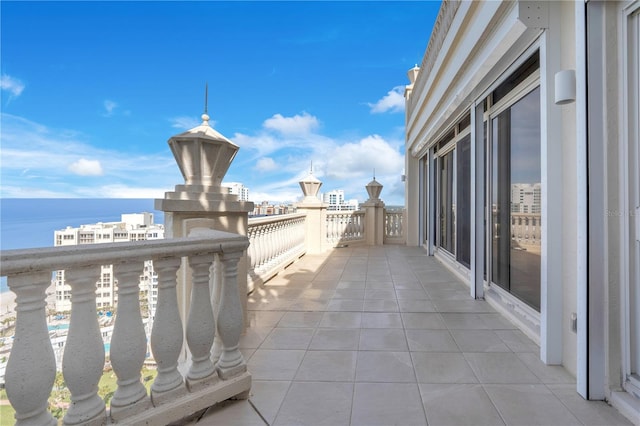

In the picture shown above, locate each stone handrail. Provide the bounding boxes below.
[326,211,365,245]
[384,209,406,244]
[0,230,250,425]
[247,213,307,291]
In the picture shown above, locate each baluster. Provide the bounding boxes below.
[110,262,150,420]
[216,250,246,379]
[248,229,257,271]
[267,224,275,264]
[211,256,223,365]
[149,257,186,406]
[5,272,56,426]
[256,226,265,271]
[185,254,217,390]
[63,267,107,425]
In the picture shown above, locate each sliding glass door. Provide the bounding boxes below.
[491,86,541,311]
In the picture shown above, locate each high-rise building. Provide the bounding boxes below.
[222,182,250,201]
[53,213,164,316]
[322,190,359,211]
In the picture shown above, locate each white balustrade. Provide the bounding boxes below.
[185,254,217,389]
[0,231,250,425]
[216,251,246,380]
[110,262,151,420]
[325,211,365,245]
[62,267,107,425]
[384,209,406,244]
[247,213,306,289]
[149,257,185,405]
[5,272,57,426]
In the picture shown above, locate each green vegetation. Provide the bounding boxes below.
[0,367,158,422]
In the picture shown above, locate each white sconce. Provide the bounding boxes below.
[555,69,576,105]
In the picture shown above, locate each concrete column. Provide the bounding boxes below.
[362,178,385,246]
[155,112,254,333]
[296,171,327,254]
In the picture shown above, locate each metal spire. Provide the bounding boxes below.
[204,83,208,115]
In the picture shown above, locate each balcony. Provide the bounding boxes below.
[194,243,632,426]
[0,209,633,425]
[0,117,632,425]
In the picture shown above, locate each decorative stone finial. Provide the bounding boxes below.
[365,177,383,201]
[299,166,322,202]
[167,90,239,189]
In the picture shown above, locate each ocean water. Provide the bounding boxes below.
[0,198,164,292]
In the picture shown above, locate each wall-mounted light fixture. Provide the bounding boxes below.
[555,69,576,105]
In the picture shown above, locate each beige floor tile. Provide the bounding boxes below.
[333,288,366,299]
[274,382,354,426]
[355,351,415,382]
[402,312,448,329]
[516,353,576,384]
[277,312,323,328]
[464,352,540,384]
[336,280,366,289]
[363,298,400,312]
[239,326,274,349]
[195,399,265,426]
[319,311,362,328]
[361,312,403,328]
[412,352,478,383]
[419,384,505,426]
[326,298,364,312]
[364,289,397,300]
[406,329,460,352]
[359,328,408,351]
[495,329,540,352]
[260,328,315,350]
[450,329,511,352]
[396,289,431,300]
[398,299,437,313]
[248,380,292,425]
[295,350,357,381]
[247,311,285,328]
[441,313,491,329]
[309,328,360,350]
[484,384,582,425]
[351,382,427,425]
[247,349,306,380]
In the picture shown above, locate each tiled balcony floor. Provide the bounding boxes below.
[193,245,631,426]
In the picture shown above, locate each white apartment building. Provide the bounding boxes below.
[511,183,541,214]
[322,189,359,211]
[222,182,250,201]
[53,212,164,316]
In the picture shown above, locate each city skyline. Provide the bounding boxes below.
[0,1,440,205]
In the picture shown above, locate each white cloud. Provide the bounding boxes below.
[256,157,278,172]
[368,86,405,114]
[103,100,117,117]
[68,158,104,176]
[322,135,403,179]
[263,112,319,136]
[0,74,25,97]
[0,113,182,198]
[170,115,207,130]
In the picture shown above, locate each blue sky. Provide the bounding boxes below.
[1,1,439,205]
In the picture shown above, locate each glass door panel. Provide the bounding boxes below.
[491,86,541,311]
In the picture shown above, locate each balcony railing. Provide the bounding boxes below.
[384,209,406,244]
[247,213,306,291]
[0,230,250,425]
[326,211,365,245]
